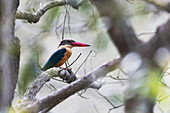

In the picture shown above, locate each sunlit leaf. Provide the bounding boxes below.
[144,69,161,99]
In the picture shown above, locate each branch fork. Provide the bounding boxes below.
[15,57,121,113]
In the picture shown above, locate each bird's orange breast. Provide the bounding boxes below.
[55,48,72,67]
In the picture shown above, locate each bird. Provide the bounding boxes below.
[42,39,90,71]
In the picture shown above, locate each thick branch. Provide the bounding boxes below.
[21,68,101,102]
[16,0,66,23]
[91,1,170,113]
[23,69,60,100]
[143,18,170,59]
[0,0,20,111]
[124,18,170,113]
[91,0,142,57]
[16,57,121,113]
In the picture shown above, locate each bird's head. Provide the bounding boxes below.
[58,39,90,48]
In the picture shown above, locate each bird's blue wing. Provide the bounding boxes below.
[42,48,66,71]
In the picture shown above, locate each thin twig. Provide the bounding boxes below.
[36,50,42,70]
[52,77,67,83]
[114,96,124,103]
[67,7,72,37]
[156,105,164,113]
[91,5,101,51]
[15,91,23,99]
[49,83,57,91]
[75,50,93,74]
[55,13,63,38]
[83,57,88,74]
[117,70,125,86]
[89,50,98,70]
[62,5,68,40]
[87,5,100,72]
[96,90,124,113]
[93,105,100,113]
[161,66,169,78]
[67,53,82,67]
[156,95,170,103]
[109,76,128,81]
[62,5,70,68]
[45,84,56,91]
[96,90,117,108]
[77,90,89,99]
[108,105,124,113]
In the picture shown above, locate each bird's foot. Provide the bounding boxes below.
[58,67,76,83]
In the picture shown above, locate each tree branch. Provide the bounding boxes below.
[23,68,61,100]
[91,0,142,57]
[16,0,67,23]
[91,1,170,113]
[0,0,20,111]
[16,57,121,113]
[143,18,170,59]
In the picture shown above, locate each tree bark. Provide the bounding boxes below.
[0,0,20,112]
[16,58,120,113]
[91,0,170,113]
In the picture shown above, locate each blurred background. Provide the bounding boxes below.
[14,0,170,113]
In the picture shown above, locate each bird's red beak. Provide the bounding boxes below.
[71,42,90,47]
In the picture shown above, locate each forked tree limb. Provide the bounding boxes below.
[91,0,170,113]
[15,0,170,113]
[91,0,142,56]
[15,0,170,24]
[16,0,66,23]
[16,57,121,113]
[142,18,170,60]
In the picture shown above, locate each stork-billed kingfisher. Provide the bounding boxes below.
[42,39,90,71]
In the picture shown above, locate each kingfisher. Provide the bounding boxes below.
[42,39,90,71]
